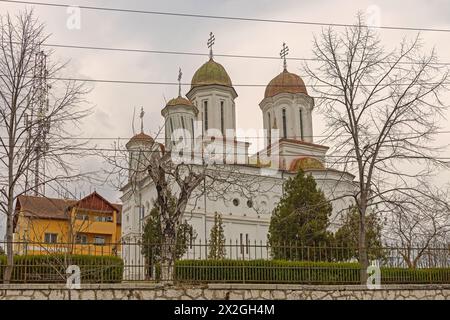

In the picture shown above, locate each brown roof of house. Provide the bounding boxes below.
[15,192,122,224]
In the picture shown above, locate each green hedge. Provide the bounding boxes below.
[0,254,124,283]
[175,259,450,284]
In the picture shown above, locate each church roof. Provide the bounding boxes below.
[126,132,154,148]
[289,156,325,172]
[264,69,308,99]
[166,96,194,107]
[191,59,232,89]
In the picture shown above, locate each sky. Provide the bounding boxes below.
[1,0,450,239]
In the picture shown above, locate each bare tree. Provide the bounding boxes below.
[104,131,276,280]
[305,14,449,281]
[384,183,450,268]
[0,11,90,283]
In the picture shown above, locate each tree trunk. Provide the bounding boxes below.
[358,204,369,284]
[3,200,14,283]
[160,227,176,283]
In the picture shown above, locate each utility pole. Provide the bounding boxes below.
[29,49,51,196]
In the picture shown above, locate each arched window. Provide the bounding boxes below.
[220,101,225,136]
[267,112,272,145]
[203,101,208,132]
[181,116,185,130]
[282,108,287,139]
[299,108,304,140]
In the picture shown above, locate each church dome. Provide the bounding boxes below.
[166,96,194,107]
[126,132,154,149]
[264,69,308,99]
[191,59,232,89]
[289,157,324,172]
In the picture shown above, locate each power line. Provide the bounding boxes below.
[8,74,450,88]
[2,0,450,33]
[3,144,450,159]
[32,42,450,67]
[4,130,450,142]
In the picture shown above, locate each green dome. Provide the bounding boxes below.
[191,59,232,89]
[166,96,194,107]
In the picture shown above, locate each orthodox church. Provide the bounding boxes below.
[120,37,355,277]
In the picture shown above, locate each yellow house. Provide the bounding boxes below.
[13,192,122,256]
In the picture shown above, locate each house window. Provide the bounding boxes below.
[282,108,287,139]
[93,236,106,246]
[44,233,58,244]
[220,101,225,136]
[76,233,88,244]
[76,214,89,221]
[204,101,208,132]
[299,108,304,140]
[95,215,112,222]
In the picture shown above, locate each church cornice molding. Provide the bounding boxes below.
[186,84,238,100]
[259,92,314,110]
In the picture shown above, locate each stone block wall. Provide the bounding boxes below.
[0,283,448,300]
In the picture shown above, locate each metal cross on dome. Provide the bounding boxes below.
[280,42,289,71]
[207,32,215,60]
[178,67,182,97]
[139,107,145,133]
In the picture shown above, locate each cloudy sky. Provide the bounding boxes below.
[1,0,450,239]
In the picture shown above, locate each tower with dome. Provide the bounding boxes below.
[120,35,355,279]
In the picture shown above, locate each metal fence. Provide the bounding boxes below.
[0,241,449,284]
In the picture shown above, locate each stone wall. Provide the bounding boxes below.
[0,283,448,300]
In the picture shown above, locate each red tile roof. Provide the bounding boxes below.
[15,192,122,224]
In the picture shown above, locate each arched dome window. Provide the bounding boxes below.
[282,108,287,139]
[299,108,304,140]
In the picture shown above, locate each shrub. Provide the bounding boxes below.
[0,254,123,283]
[175,259,450,284]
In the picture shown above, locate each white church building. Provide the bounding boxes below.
[120,39,355,278]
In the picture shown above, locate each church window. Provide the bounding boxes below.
[246,234,249,254]
[204,101,208,132]
[240,233,244,254]
[299,108,304,140]
[181,116,185,130]
[220,101,225,136]
[233,198,240,206]
[267,112,271,145]
[169,118,174,133]
[247,200,253,208]
[282,108,287,139]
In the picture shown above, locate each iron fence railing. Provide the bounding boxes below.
[0,240,449,284]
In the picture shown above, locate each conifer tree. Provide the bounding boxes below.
[268,169,332,260]
[208,212,226,259]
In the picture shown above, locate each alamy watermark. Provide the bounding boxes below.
[366,260,381,289]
